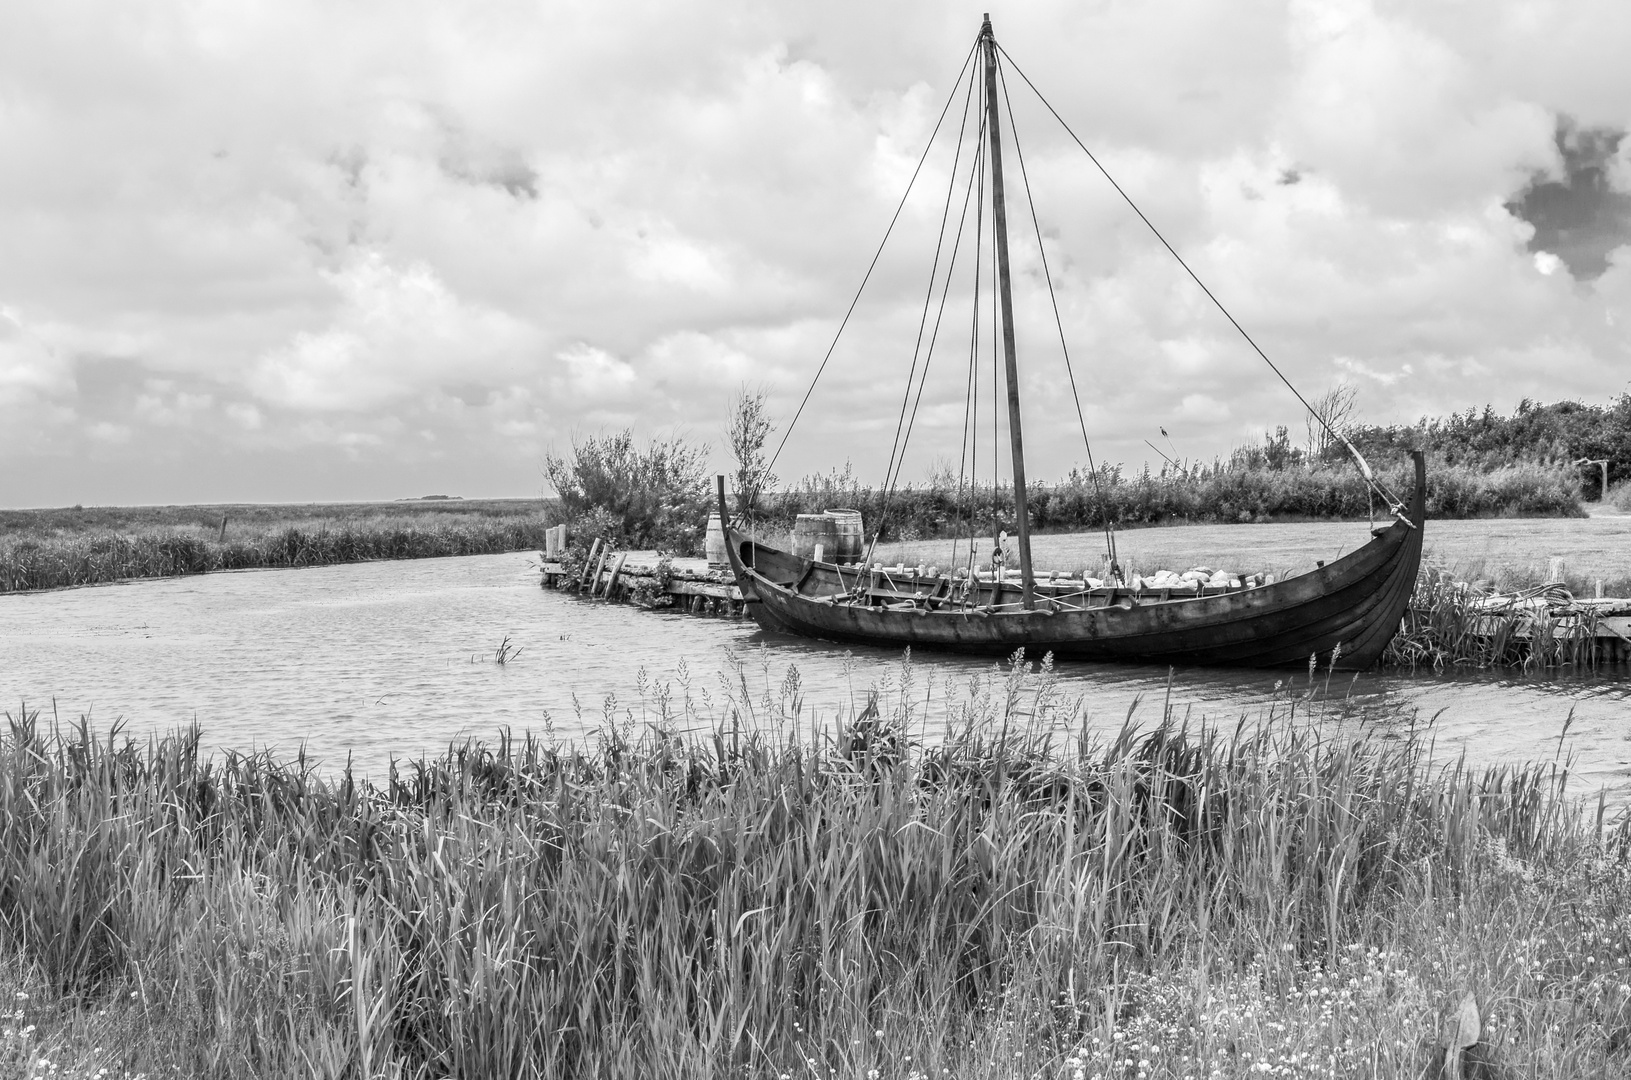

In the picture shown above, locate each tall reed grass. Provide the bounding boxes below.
[1386,566,1625,672]
[0,514,551,593]
[2,657,1627,1078]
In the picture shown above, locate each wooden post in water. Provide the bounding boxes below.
[604,552,628,601]
[589,546,611,597]
[219,514,228,542]
[981,15,1035,610]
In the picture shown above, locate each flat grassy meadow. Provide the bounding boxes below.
[1,659,1628,1079]
[0,498,552,540]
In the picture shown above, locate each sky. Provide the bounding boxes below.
[2,0,1629,508]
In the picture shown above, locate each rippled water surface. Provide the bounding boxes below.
[3,553,1628,797]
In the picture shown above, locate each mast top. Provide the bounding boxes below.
[980,14,992,40]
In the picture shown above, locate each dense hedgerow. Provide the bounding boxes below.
[1347,394,1631,496]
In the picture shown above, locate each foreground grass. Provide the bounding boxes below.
[1,661,1628,1079]
[0,500,552,593]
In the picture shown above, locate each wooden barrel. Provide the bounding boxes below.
[791,513,838,561]
[705,514,728,568]
[825,509,864,564]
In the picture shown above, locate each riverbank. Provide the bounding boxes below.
[0,500,552,592]
[1,678,1626,1079]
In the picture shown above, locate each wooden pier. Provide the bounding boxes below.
[1465,595,1631,663]
[540,546,747,617]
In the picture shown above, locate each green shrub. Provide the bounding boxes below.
[544,430,710,552]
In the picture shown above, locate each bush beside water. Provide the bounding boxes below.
[1,658,1628,1078]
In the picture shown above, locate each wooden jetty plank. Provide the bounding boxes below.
[667,579,742,601]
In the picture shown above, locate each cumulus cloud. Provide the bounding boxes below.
[251,253,537,411]
[0,0,1629,505]
[0,308,72,406]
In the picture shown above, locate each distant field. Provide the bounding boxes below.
[877,509,1631,593]
[0,499,556,593]
[0,498,554,540]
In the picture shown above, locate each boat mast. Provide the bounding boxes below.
[980,15,1035,610]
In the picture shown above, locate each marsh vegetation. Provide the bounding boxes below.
[0,500,552,593]
[1,657,1627,1078]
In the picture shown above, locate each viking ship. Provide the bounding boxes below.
[719,16,1425,670]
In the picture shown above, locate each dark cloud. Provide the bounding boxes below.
[1506,117,1631,279]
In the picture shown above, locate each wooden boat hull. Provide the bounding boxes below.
[722,452,1426,671]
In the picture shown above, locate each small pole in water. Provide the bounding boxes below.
[219,514,228,542]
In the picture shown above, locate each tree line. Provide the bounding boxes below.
[544,392,1623,555]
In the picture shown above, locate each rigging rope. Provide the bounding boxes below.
[877,112,986,525]
[953,122,989,575]
[995,42,1407,518]
[876,50,981,518]
[990,138,1001,557]
[862,58,995,580]
[996,54,1119,574]
[743,39,980,520]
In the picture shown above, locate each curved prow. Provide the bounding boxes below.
[717,474,758,583]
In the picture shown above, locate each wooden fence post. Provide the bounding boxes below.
[588,545,610,596]
[604,552,627,601]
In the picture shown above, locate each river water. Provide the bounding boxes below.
[2,552,1627,800]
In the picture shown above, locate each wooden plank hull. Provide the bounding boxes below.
[722,453,1426,671]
